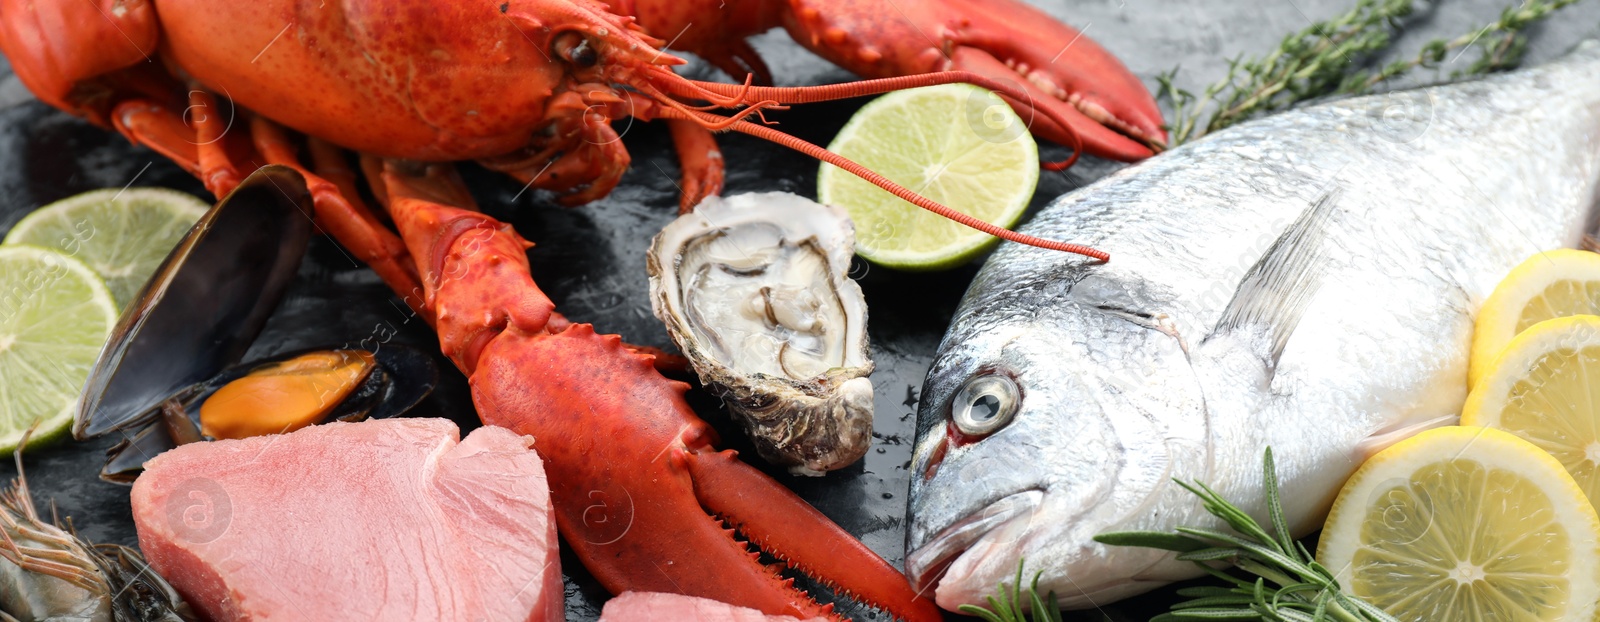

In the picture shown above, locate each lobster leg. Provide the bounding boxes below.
[700,38,775,88]
[246,116,428,318]
[104,89,428,318]
[306,138,376,223]
[625,86,1108,259]
[665,119,724,213]
[108,100,203,180]
[186,92,261,197]
[109,90,266,201]
[595,0,777,86]
[373,160,940,622]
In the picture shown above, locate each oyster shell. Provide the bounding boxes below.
[648,192,873,476]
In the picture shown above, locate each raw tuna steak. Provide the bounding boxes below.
[131,418,560,621]
[598,592,829,621]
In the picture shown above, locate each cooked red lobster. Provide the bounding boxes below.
[0,0,1162,617]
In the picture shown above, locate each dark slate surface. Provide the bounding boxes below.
[0,1,1597,620]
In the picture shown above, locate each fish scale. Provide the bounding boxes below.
[905,41,1600,612]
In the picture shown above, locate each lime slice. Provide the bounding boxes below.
[0,246,118,454]
[818,84,1039,270]
[5,188,208,307]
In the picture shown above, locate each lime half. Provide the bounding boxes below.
[0,246,117,454]
[5,188,208,307]
[818,84,1040,270]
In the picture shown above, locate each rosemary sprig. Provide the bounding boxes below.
[1094,449,1397,622]
[955,560,1063,622]
[961,449,1397,622]
[1159,0,1587,144]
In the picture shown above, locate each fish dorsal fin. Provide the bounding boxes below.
[1206,190,1342,372]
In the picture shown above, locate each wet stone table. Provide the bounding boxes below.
[0,1,1597,620]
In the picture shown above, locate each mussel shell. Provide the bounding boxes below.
[358,345,440,420]
[100,423,174,484]
[98,344,437,483]
[76,166,314,439]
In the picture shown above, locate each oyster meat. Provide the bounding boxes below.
[648,192,873,476]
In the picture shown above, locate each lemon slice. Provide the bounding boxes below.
[0,246,118,455]
[1463,315,1600,512]
[1317,426,1600,621]
[1469,249,1600,389]
[4,188,208,308]
[817,84,1039,271]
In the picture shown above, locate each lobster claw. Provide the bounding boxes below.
[681,448,943,621]
[783,0,1166,161]
[471,327,943,622]
[377,161,940,621]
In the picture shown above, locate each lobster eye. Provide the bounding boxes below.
[554,32,598,68]
[950,374,1019,437]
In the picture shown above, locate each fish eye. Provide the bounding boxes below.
[554,31,598,68]
[950,374,1019,437]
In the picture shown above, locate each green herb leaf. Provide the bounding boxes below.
[1093,531,1209,552]
[1136,447,1396,621]
[963,447,1400,621]
[957,559,1063,622]
[1160,0,1585,145]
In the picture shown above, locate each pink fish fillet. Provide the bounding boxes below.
[131,418,561,621]
[598,592,831,621]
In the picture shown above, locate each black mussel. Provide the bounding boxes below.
[100,423,172,484]
[76,165,314,439]
[73,166,442,484]
[98,345,437,483]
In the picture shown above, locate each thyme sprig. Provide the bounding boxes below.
[962,449,1398,622]
[1159,0,1586,144]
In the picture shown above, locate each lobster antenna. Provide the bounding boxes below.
[640,71,1107,260]
[662,71,1086,170]
[732,114,1105,259]
[637,83,780,131]
[649,103,1106,260]
[647,68,763,109]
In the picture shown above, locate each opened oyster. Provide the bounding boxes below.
[648,192,874,476]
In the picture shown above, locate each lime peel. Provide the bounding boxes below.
[4,187,208,307]
[818,84,1040,271]
[0,245,118,455]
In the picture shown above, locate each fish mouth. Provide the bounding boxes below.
[905,489,1044,597]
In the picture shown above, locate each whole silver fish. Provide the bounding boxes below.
[905,42,1600,611]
